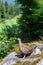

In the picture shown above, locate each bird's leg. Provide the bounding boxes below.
[23,55,26,58]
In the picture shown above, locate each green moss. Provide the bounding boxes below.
[13,59,41,65]
[38,41,43,44]
[10,44,21,54]
[13,61,30,65]
[28,52,43,58]
[40,47,43,51]
[22,61,31,65]
[10,43,36,54]
[0,58,3,62]
[30,58,41,65]
[13,60,22,65]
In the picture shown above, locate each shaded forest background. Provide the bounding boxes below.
[0,0,21,19]
[0,0,43,41]
[17,0,43,41]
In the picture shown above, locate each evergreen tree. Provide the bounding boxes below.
[4,1,9,18]
[17,0,43,41]
[5,1,8,13]
[0,1,5,19]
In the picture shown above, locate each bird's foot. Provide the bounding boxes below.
[23,55,26,59]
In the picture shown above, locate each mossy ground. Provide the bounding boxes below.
[12,41,43,65]
[28,52,43,58]
[10,43,37,54]
[0,41,43,64]
[12,52,43,65]
[10,41,43,54]
[0,59,3,62]
[13,58,41,65]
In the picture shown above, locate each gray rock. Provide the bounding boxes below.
[33,42,43,49]
[0,52,41,65]
[31,48,41,55]
[37,59,43,65]
[0,42,43,65]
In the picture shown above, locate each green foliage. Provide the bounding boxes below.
[0,27,17,58]
[0,32,17,59]
[2,25,18,39]
[17,0,43,42]
[0,1,5,19]
[0,34,5,41]
[0,42,13,58]
[0,0,21,19]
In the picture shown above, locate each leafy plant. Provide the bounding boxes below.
[0,42,14,58]
[2,25,18,39]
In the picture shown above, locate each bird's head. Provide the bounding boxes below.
[17,38,22,44]
[17,38,21,40]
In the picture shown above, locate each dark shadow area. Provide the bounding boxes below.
[15,54,23,58]
[17,0,43,42]
[15,52,32,58]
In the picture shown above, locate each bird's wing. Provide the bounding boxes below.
[22,44,36,52]
[20,44,36,54]
[22,44,31,50]
[21,44,30,52]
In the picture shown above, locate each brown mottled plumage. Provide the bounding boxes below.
[17,38,37,58]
